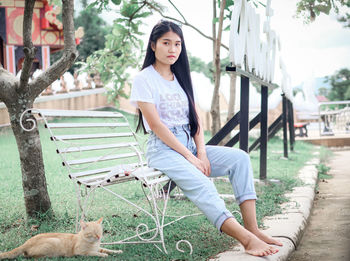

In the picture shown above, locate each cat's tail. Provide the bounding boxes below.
[0,245,25,259]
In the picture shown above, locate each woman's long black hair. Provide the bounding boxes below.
[135,20,199,137]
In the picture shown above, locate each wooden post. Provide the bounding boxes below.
[240,75,249,152]
[260,85,268,179]
[282,94,288,158]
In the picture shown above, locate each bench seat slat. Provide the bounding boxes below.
[65,152,142,166]
[76,168,168,187]
[58,142,139,153]
[70,162,148,178]
[36,109,123,118]
[145,176,170,186]
[78,173,135,186]
[46,123,129,129]
[53,132,133,141]
[132,167,163,180]
[70,166,115,178]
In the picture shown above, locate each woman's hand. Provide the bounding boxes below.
[185,151,211,177]
[197,151,211,177]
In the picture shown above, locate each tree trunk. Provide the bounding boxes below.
[0,0,77,220]
[7,103,52,218]
[210,0,220,135]
[211,57,221,135]
[210,0,226,135]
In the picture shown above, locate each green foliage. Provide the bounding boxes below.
[325,68,350,101]
[50,2,110,73]
[87,0,117,12]
[295,0,350,23]
[319,145,332,163]
[188,55,231,83]
[338,12,350,27]
[317,163,332,179]
[73,4,110,71]
[317,146,332,179]
[215,0,234,31]
[111,0,122,5]
[318,86,329,96]
[79,1,156,107]
[188,54,214,81]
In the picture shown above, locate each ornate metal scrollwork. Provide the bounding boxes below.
[136,223,159,241]
[20,109,39,132]
[176,240,193,255]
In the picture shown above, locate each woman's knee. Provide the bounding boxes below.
[236,148,251,162]
[228,149,253,179]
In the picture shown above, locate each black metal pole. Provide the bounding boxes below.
[240,75,250,152]
[282,93,288,158]
[260,85,268,180]
[287,99,295,151]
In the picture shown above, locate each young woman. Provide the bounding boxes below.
[130,20,282,257]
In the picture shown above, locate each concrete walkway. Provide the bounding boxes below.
[210,149,350,261]
[288,149,350,261]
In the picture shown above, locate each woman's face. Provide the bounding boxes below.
[152,31,182,66]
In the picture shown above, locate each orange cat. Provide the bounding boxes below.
[0,217,122,259]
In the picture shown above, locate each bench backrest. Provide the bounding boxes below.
[25,109,147,187]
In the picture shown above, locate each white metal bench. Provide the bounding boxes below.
[20,108,200,254]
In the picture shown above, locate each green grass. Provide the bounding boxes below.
[316,146,333,180]
[0,109,323,260]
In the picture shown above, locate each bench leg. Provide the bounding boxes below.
[303,126,308,137]
[98,183,200,255]
[72,182,199,255]
[74,184,98,232]
[294,127,301,137]
[98,185,170,254]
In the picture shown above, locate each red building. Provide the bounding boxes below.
[0,0,82,75]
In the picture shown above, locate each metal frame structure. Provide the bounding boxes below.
[317,101,350,136]
[20,108,200,255]
[207,66,295,180]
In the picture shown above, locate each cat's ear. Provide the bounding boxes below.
[80,220,87,230]
[97,217,103,224]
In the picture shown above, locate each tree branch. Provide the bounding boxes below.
[144,0,229,50]
[168,0,186,22]
[216,0,226,54]
[29,0,78,99]
[19,0,36,92]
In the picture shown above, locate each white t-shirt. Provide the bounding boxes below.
[130,65,189,132]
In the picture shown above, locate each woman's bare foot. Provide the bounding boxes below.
[249,229,283,246]
[244,234,279,257]
[221,218,280,257]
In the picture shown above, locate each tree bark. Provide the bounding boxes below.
[210,0,226,135]
[9,105,52,217]
[0,0,77,219]
[0,67,51,217]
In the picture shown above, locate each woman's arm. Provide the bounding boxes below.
[138,101,207,173]
[193,115,206,155]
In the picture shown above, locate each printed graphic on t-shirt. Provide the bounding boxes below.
[159,92,188,123]
[130,65,190,131]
